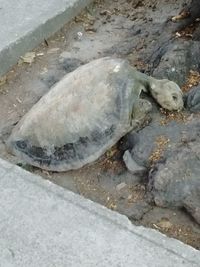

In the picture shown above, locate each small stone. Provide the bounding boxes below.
[100,10,110,16]
[123,150,147,176]
[47,48,60,54]
[84,26,97,32]
[21,52,36,64]
[0,75,7,86]
[117,201,152,221]
[116,182,127,191]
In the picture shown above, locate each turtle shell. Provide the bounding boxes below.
[7,57,143,171]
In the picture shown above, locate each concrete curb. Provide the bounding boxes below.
[0,158,199,266]
[0,0,93,77]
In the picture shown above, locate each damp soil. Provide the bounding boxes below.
[0,0,200,249]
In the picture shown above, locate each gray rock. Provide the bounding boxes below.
[123,120,187,168]
[123,116,200,224]
[114,171,144,186]
[153,41,200,86]
[117,201,152,221]
[185,85,200,112]
[123,150,147,177]
[184,195,200,225]
[116,182,127,191]
[150,140,200,224]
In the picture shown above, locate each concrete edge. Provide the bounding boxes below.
[0,157,199,265]
[0,0,93,77]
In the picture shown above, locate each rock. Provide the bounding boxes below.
[153,41,200,86]
[123,120,187,168]
[183,195,200,225]
[116,182,127,191]
[185,85,200,112]
[117,201,152,221]
[123,150,147,177]
[116,183,130,200]
[149,140,200,224]
[122,115,200,224]
[115,171,144,186]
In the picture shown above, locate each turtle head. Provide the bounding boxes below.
[150,79,183,111]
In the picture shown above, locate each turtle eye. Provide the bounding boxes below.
[172,94,178,101]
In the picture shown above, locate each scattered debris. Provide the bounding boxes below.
[149,136,170,165]
[160,109,187,125]
[181,70,200,92]
[0,75,7,87]
[175,19,200,39]
[116,182,127,191]
[100,10,111,16]
[47,48,60,54]
[75,12,96,25]
[151,221,200,249]
[171,10,190,22]
[128,185,146,203]
[16,97,22,104]
[84,25,97,32]
[36,52,44,57]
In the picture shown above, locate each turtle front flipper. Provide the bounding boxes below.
[130,99,152,129]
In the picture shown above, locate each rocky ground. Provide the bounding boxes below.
[0,0,200,248]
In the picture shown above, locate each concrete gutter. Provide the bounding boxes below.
[0,158,199,266]
[0,0,93,77]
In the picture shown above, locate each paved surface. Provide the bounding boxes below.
[0,158,199,266]
[0,0,92,77]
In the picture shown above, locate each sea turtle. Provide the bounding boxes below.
[7,57,183,171]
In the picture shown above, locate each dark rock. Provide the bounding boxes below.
[184,195,200,225]
[149,139,200,225]
[185,85,200,112]
[119,171,144,186]
[153,41,200,86]
[117,201,152,221]
[104,38,136,56]
[123,116,200,224]
[186,0,200,22]
[123,120,187,168]
[107,171,144,187]
[123,150,147,177]
[192,24,200,41]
